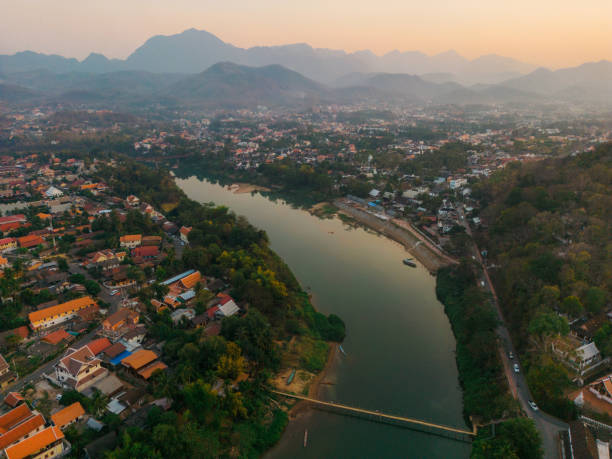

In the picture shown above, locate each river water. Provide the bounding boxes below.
[176,177,470,459]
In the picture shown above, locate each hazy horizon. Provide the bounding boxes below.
[2,0,612,69]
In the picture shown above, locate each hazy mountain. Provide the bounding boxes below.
[125,28,242,74]
[0,82,40,102]
[0,51,80,74]
[1,69,185,99]
[0,28,536,85]
[501,61,612,102]
[159,62,328,108]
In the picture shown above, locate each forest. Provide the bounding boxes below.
[472,143,612,419]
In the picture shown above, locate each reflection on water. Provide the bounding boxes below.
[177,177,470,459]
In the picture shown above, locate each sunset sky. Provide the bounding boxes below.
[2,0,611,68]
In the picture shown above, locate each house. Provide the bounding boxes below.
[125,195,140,207]
[576,342,602,370]
[121,349,166,379]
[170,308,195,324]
[101,308,139,337]
[29,296,98,330]
[0,257,9,269]
[41,329,73,346]
[0,354,17,389]
[3,393,23,409]
[179,226,192,243]
[0,238,17,252]
[54,345,108,392]
[141,236,162,246]
[215,294,239,319]
[131,246,159,260]
[0,411,46,451]
[44,186,63,198]
[16,235,44,249]
[86,338,112,356]
[4,425,67,459]
[0,215,26,226]
[120,326,146,350]
[552,337,604,376]
[119,234,141,249]
[103,342,126,360]
[50,402,85,430]
[179,271,202,290]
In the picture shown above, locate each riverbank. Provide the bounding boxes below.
[334,198,457,273]
[228,182,272,194]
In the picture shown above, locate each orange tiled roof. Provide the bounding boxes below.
[28,297,96,325]
[0,404,32,434]
[42,329,72,345]
[121,349,158,371]
[4,425,64,459]
[180,271,201,289]
[50,402,85,429]
[86,338,111,355]
[137,361,168,379]
[119,234,141,243]
[0,413,44,449]
[3,392,23,408]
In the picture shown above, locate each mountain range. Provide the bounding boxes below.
[0,28,611,110]
[0,28,535,85]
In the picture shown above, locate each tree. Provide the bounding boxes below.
[584,287,607,314]
[528,312,569,338]
[216,342,245,380]
[561,296,583,317]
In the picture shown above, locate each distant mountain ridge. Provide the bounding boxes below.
[0,28,537,84]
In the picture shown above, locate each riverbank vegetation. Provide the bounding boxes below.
[436,262,514,421]
[96,160,345,457]
[472,143,611,420]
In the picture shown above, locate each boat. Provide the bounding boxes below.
[286,368,296,385]
[304,429,308,448]
[403,258,417,267]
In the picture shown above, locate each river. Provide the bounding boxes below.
[176,176,470,459]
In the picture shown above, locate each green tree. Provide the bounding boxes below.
[584,287,606,314]
[560,296,583,317]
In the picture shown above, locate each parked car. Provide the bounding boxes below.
[508,352,514,359]
[513,363,520,373]
[528,400,539,411]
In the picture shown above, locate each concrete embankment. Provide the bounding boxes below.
[334,198,457,273]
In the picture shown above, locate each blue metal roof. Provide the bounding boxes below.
[110,350,132,366]
[178,290,196,302]
[161,269,196,286]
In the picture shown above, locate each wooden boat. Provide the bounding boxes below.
[403,258,417,267]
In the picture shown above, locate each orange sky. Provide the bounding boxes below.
[2,0,611,68]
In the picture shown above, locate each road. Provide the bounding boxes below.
[459,209,568,458]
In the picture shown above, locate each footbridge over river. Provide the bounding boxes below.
[272,391,476,443]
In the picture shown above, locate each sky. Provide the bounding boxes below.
[2,0,611,68]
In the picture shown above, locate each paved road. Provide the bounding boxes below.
[459,209,568,458]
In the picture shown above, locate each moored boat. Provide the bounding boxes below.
[403,258,417,267]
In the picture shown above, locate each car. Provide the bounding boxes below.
[56,394,62,401]
[110,289,119,296]
[513,363,520,373]
[528,400,539,411]
[508,352,514,359]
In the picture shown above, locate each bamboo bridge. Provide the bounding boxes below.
[272,390,476,443]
